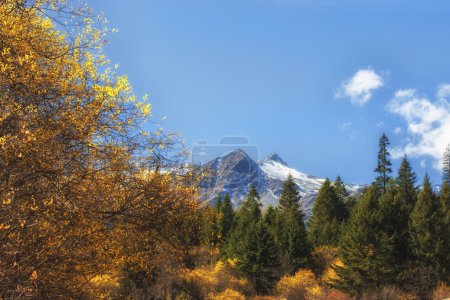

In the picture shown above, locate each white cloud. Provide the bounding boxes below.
[336,68,385,106]
[387,87,450,170]
[437,84,450,102]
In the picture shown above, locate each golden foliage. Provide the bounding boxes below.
[311,246,338,276]
[433,282,450,300]
[179,259,252,299]
[322,258,344,285]
[209,288,247,300]
[275,269,324,300]
[0,0,200,298]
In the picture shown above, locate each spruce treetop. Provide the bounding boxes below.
[374,133,393,193]
[279,174,300,211]
[443,143,450,184]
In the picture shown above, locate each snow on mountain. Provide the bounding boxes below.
[199,149,364,219]
[260,156,325,194]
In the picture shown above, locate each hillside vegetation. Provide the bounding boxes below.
[0,1,449,299]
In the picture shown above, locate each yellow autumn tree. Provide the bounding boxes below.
[0,0,200,298]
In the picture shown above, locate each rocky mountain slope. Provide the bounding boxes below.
[199,149,363,218]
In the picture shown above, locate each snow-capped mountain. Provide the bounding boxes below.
[199,149,363,218]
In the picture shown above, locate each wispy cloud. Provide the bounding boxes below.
[335,68,385,106]
[437,84,450,102]
[387,87,450,170]
[339,122,352,130]
[393,127,402,135]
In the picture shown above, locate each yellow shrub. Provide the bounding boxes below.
[275,269,324,300]
[179,259,251,298]
[209,288,246,300]
[322,258,344,285]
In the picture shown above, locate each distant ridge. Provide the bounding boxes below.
[199,149,364,219]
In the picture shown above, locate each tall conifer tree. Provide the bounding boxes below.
[277,176,309,272]
[439,182,450,283]
[374,133,393,193]
[409,175,448,282]
[334,186,396,296]
[279,174,300,211]
[392,156,417,261]
[443,144,450,184]
[239,221,280,294]
[308,179,347,247]
[219,193,234,243]
[214,194,223,211]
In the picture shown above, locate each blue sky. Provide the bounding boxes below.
[88,0,450,184]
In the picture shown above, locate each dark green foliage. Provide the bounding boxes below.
[334,175,350,200]
[238,221,280,294]
[439,182,450,283]
[444,144,450,185]
[440,182,450,221]
[334,186,397,296]
[392,156,417,261]
[279,174,300,211]
[214,194,223,211]
[225,188,280,294]
[374,133,392,193]
[279,209,310,272]
[334,175,356,215]
[308,179,347,247]
[218,193,234,243]
[277,176,310,272]
[263,206,283,245]
[201,206,220,246]
[225,186,261,259]
[396,156,417,213]
[409,175,449,283]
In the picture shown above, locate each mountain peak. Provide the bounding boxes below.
[222,148,250,159]
[263,153,288,166]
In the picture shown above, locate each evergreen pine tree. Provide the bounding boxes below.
[201,206,220,246]
[374,133,393,193]
[392,156,417,261]
[443,144,450,185]
[218,193,234,243]
[224,186,262,260]
[439,182,450,282]
[334,175,357,216]
[396,156,417,213]
[334,175,350,200]
[440,182,450,222]
[281,209,310,272]
[279,174,300,211]
[308,178,347,247]
[263,206,282,245]
[239,221,280,294]
[277,176,310,272]
[334,186,396,296]
[214,194,223,211]
[409,175,448,282]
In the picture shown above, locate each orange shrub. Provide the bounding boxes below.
[433,282,450,300]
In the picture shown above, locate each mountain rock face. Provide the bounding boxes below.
[199,149,363,219]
